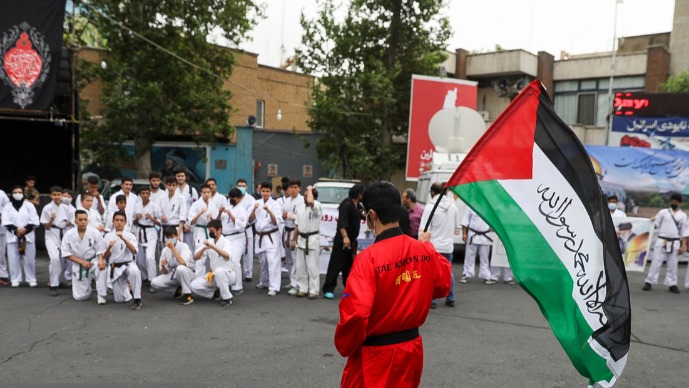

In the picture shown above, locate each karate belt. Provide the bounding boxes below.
[468,227,492,245]
[78,256,96,281]
[205,271,215,286]
[51,225,65,240]
[244,224,255,254]
[255,228,279,248]
[109,260,132,279]
[659,236,681,253]
[363,327,419,347]
[284,226,295,245]
[223,231,243,237]
[195,224,209,239]
[298,231,319,254]
[138,224,155,243]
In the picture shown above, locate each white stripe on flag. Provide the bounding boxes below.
[499,144,608,331]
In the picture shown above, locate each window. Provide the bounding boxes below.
[256,100,265,128]
[577,93,596,125]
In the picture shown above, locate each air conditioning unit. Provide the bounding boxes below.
[478,110,490,121]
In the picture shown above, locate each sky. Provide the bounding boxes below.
[239,0,677,68]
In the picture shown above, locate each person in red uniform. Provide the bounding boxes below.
[334,181,452,387]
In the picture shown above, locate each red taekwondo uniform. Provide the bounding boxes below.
[335,227,452,387]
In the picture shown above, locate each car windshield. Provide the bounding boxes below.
[317,186,350,205]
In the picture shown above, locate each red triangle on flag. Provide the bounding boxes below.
[447,80,543,187]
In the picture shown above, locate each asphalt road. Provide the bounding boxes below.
[0,252,687,387]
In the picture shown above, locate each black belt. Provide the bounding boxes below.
[468,227,492,244]
[224,231,244,237]
[256,228,279,248]
[285,226,295,231]
[138,224,156,243]
[51,225,65,240]
[659,236,680,241]
[109,261,132,279]
[363,327,419,347]
[298,231,319,254]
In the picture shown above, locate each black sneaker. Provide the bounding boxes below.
[244,277,252,282]
[430,302,437,309]
[669,285,680,294]
[445,300,455,307]
[49,287,58,297]
[212,289,221,301]
[130,299,142,310]
[180,294,194,305]
[220,299,233,307]
[173,286,182,299]
[642,282,652,291]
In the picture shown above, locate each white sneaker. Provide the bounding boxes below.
[287,288,298,296]
[267,290,277,296]
[484,279,496,285]
[29,282,37,287]
[459,276,469,284]
[97,295,107,305]
[11,282,19,288]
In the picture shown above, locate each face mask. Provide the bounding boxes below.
[62,197,72,205]
[167,238,177,245]
[671,204,679,210]
[229,199,237,206]
[209,231,217,239]
[12,193,23,201]
[238,187,246,195]
[607,203,617,211]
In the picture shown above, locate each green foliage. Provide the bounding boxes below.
[78,0,261,174]
[660,69,689,93]
[297,0,451,180]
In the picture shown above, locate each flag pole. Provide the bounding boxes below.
[422,186,448,233]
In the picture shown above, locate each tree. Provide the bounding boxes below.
[661,69,689,93]
[78,0,262,178]
[297,0,451,180]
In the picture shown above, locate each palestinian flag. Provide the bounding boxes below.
[447,80,630,387]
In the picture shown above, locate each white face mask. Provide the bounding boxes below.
[12,193,23,201]
[607,203,617,211]
[167,238,177,245]
[61,197,72,204]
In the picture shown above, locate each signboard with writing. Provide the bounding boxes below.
[609,116,689,151]
[613,92,689,117]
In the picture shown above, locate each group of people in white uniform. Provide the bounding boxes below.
[0,168,323,309]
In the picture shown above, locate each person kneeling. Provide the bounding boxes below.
[61,210,108,303]
[151,226,197,305]
[190,220,237,307]
[103,211,142,310]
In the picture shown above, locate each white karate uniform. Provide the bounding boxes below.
[221,203,247,291]
[76,193,106,216]
[105,206,134,234]
[149,188,167,206]
[41,201,72,287]
[0,190,9,279]
[106,190,139,220]
[188,199,219,268]
[134,199,161,281]
[61,226,107,300]
[177,184,198,251]
[190,236,236,301]
[2,201,39,285]
[461,207,493,280]
[210,192,228,211]
[240,194,256,279]
[77,204,104,231]
[159,191,188,239]
[104,230,141,302]
[254,197,284,292]
[295,201,322,295]
[645,208,689,287]
[151,241,196,295]
[283,194,304,288]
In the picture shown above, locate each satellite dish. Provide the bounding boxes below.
[428,106,487,154]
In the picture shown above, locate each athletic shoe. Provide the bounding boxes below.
[11,282,19,288]
[281,266,289,273]
[212,289,221,300]
[445,300,455,307]
[29,282,38,287]
[232,289,244,296]
[505,280,516,285]
[174,286,183,298]
[0,277,10,285]
[220,299,233,307]
[288,288,298,296]
[130,299,142,310]
[484,280,496,285]
[308,294,318,300]
[49,287,58,297]
[642,282,652,291]
[283,284,294,290]
[296,291,307,298]
[180,295,194,305]
[244,277,252,282]
[459,276,469,284]
[669,285,680,294]
[97,295,107,305]
[255,283,268,289]
[267,290,277,296]
[149,286,156,293]
[324,292,335,300]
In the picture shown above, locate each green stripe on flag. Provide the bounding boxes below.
[452,180,614,384]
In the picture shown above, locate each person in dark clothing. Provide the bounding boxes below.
[322,183,366,299]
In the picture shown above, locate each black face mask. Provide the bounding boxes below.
[671,204,679,210]
[209,231,217,239]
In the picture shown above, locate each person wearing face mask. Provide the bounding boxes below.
[334,181,452,388]
[221,188,248,295]
[607,195,626,219]
[150,226,196,304]
[189,220,237,307]
[61,210,108,302]
[236,178,256,282]
[2,186,40,287]
[187,184,219,278]
[643,193,689,294]
[41,186,71,296]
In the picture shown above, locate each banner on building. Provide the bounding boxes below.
[0,0,66,109]
[609,116,689,151]
[406,75,477,180]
